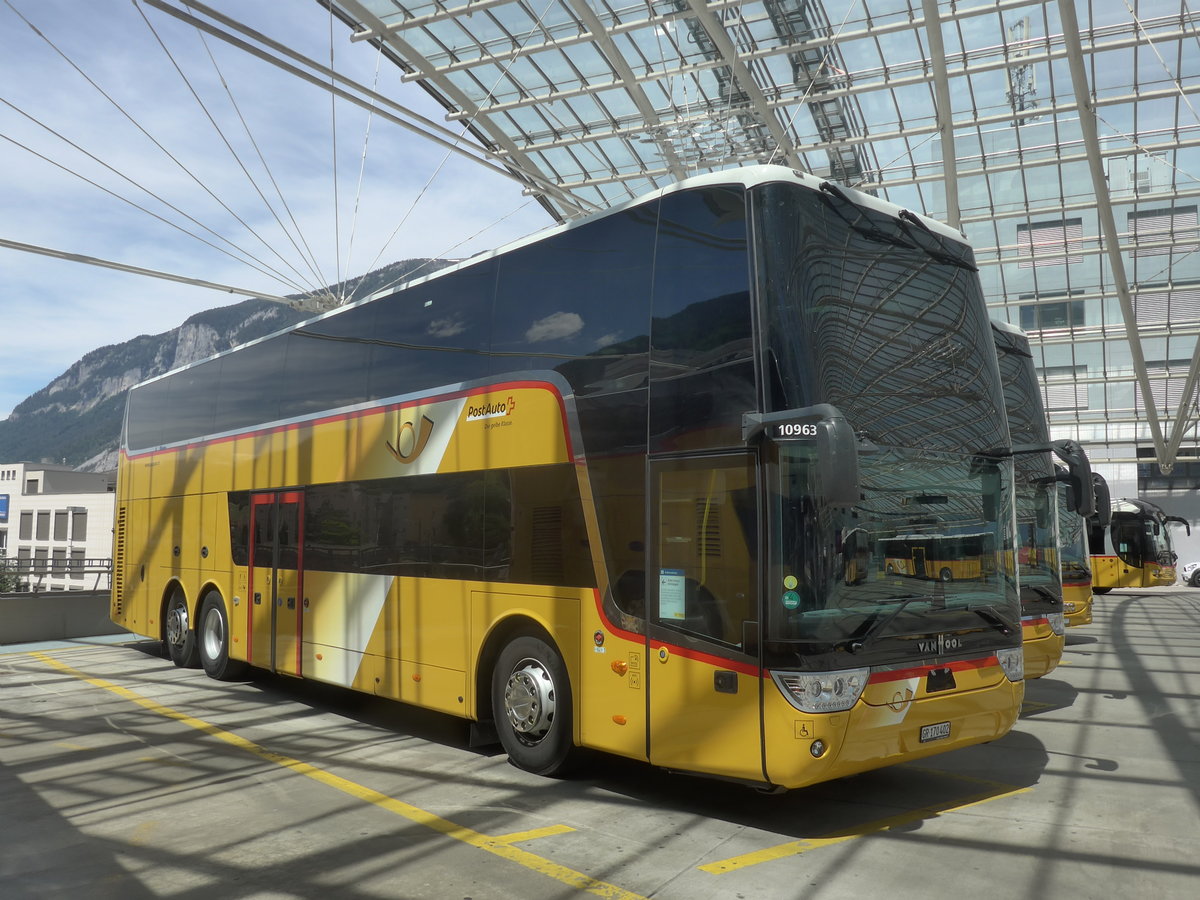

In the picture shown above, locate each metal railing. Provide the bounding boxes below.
[0,558,112,592]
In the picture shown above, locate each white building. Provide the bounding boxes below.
[0,462,115,592]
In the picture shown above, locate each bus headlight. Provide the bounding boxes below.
[996,647,1024,682]
[772,668,869,713]
[1049,612,1065,635]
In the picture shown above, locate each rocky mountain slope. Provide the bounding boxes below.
[0,258,450,470]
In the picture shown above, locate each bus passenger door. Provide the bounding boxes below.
[645,454,764,784]
[246,491,305,676]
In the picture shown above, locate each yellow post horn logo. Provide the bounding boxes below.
[387,415,434,463]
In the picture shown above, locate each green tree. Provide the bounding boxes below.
[0,558,22,593]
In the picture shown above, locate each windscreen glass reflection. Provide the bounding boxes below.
[765,442,1018,664]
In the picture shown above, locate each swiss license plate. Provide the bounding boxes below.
[920,721,952,743]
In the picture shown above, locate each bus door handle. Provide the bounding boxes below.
[253,592,262,605]
[286,596,295,610]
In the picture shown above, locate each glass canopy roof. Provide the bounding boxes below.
[323,0,1198,474]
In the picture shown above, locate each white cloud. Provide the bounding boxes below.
[525,311,584,344]
[0,0,554,419]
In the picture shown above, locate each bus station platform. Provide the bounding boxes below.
[1,586,1197,899]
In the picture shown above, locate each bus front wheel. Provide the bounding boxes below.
[164,589,200,668]
[492,635,575,777]
[198,592,247,681]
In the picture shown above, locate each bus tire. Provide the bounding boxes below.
[939,567,953,582]
[164,589,200,668]
[1092,586,1112,594]
[492,635,575,777]
[198,591,247,681]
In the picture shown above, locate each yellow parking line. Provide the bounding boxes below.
[492,824,577,843]
[33,653,645,900]
[700,784,1031,874]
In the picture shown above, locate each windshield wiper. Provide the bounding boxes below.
[848,595,926,654]
[897,209,978,271]
[819,182,918,249]
[967,604,1016,636]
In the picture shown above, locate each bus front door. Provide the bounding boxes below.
[247,491,305,676]
[645,454,764,784]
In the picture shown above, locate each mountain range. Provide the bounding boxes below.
[0,258,451,471]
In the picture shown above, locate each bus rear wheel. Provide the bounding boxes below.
[939,567,953,582]
[164,589,200,668]
[198,592,247,681]
[492,635,575,777]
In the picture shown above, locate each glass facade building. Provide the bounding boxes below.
[313,0,1198,542]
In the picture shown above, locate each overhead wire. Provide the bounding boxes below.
[3,0,317,296]
[0,105,314,294]
[133,0,327,297]
[188,4,334,302]
[328,2,343,298]
[342,44,384,301]
[343,0,565,303]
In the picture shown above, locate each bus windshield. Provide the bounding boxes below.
[1057,480,1092,584]
[765,440,1018,666]
[753,180,1020,669]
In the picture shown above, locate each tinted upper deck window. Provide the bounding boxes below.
[368,258,496,398]
[492,206,657,389]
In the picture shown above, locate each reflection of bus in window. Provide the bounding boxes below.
[1057,479,1093,625]
[881,533,995,582]
[992,322,1066,679]
[113,166,1034,792]
[1090,498,1189,592]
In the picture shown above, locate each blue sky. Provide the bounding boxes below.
[0,0,555,420]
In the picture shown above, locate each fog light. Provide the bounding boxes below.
[809,739,827,758]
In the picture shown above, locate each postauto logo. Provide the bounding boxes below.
[466,396,515,421]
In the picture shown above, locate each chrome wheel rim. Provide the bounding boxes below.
[201,605,224,660]
[166,600,188,647]
[503,658,556,745]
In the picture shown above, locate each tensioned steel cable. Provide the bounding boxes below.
[0,109,313,294]
[767,0,859,168]
[188,6,334,302]
[344,0,565,304]
[133,0,328,296]
[328,2,343,296]
[1124,0,1200,127]
[342,44,384,302]
[3,0,318,296]
[379,198,541,293]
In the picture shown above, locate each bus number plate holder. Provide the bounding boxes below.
[926,667,956,693]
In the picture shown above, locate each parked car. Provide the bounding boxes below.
[1180,561,1200,587]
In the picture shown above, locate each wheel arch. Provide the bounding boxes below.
[158,578,189,642]
[474,614,563,727]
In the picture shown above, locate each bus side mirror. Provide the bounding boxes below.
[1091,473,1111,527]
[817,415,861,508]
[1166,515,1191,537]
[743,404,861,508]
[1050,440,1095,518]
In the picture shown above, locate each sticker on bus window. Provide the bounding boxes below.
[659,569,686,620]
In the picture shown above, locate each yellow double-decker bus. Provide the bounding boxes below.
[992,322,1075,678]
[113,166,1090,790]
[1058,473,1109,626]
[1089,498,1189,592]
